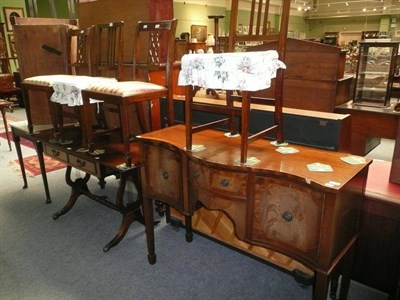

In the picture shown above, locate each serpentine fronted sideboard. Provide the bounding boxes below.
[139,124,371,300]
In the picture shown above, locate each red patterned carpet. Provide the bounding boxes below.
[11,154,66,177]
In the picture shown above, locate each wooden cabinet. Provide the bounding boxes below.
[187,42,206,54]
[335,102,400,156]
[139,124,371,299]
[249,38,353,112]
[354,41,399,107]
[352,160,400,299]
[175,40,187,61]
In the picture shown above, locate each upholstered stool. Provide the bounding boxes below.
[80,19,178,168]
[81,80,168,168]
[22,74,117,144]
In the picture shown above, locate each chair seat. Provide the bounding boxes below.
[85,81,167,97]
[22,74,81,87]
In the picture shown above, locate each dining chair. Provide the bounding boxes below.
[80,18,178,168]
[184,0,290,164]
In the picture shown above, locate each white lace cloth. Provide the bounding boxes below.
[50,75,117,106]
[178,50,286,92]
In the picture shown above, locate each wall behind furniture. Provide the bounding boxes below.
[173,2,226,37]
[173,2,309,39]
[306,15,400,42]
[0,0,26,72]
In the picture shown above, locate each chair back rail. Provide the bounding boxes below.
[65,25,96,76]
[94,21,124,80]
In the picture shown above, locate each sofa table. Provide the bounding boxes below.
[39,127,144,252]
[12,124,144,252]
[139,124,371,300]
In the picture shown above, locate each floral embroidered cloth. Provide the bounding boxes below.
[50,75,117,106]
[178,50,286,92]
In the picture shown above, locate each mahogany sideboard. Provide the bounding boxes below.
[139,124,371,300]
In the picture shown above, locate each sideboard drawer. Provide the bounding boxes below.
[68,154,98,176]
[44,144,68,163]
[252,176,324,263]
[189,160,247,199]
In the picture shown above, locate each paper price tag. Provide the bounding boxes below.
[307,163,333,172]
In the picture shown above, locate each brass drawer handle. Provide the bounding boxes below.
[193,170,200,179]
[76,159,86,168]
[162,171,169,179]
[51,149,60,157]
[282,212,293,222]
[220,178,229,187]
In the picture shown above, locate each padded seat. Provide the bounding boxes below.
[22,74,117,144]
[85,81,166,97]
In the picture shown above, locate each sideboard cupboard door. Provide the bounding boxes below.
[251,176,324,265]
[141,142,183,211]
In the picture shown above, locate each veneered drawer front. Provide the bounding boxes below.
[44,144,68,163]
[68,154,98,176]
[189,160,247,199]
[252,176,324,262]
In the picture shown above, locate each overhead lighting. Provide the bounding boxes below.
[345,2,349,6]
[362,8,367,12]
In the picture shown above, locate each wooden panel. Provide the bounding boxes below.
[175,40,187,61]
[352,160,400,298]
[189,160,247,198]
[13,20,76,125]
[249,38,351,112]
[390,118,400,183]
[68,154,98,177]
[79,0,173,69]
[44,144,68,162]
[170,207,313,275]
[252,177,324,261]
[141,142,183,210]
[335,103,400,155]
[250,38,345,81]
[161,98,351,152]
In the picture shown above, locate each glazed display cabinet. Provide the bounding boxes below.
[354,41,399,107]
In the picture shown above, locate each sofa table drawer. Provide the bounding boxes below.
[44,144,68,163]
[68,154,98,176]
